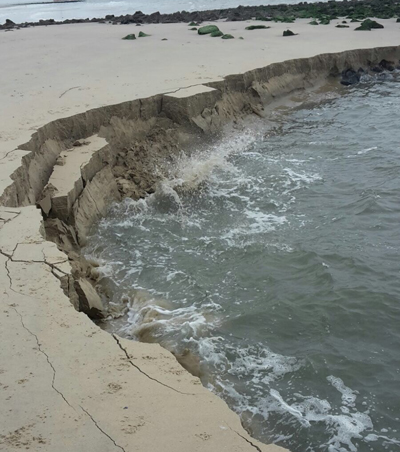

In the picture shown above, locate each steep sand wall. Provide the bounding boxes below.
[1,46,399,451]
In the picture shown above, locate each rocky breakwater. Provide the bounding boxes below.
[1,46,400,451]
[2,0,400,30]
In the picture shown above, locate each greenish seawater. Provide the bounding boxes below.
[86,74,400,452]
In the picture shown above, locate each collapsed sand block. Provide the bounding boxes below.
[43,136,111,221]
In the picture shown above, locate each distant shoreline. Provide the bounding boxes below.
[1,0,400,30]
[0,0,82,7]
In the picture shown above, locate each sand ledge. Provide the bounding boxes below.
[1,46,400,451]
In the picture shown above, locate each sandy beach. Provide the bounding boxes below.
[1,16,400,452]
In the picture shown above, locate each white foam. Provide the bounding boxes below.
[327,376,357,407]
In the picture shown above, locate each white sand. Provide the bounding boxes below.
[1,18,399,159]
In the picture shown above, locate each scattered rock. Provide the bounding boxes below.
[210,30,223,37]
[161,38,168,40]
[197,25,220,35]
[371,66,384,73]
[283,29,297,36]
[189,27,197,30]
[355,19,384,30]
[319,17,330,25]
[397,18,400,22]
[245,25,270,30]
[188,21,199,26]
[122,33,136,40]
[138,31,150,37]
[336,24,349,28]
[309,20,319,25]
[222,33,234,39]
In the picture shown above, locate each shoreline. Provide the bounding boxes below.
[1,18,400,452]
[2,0,400,29]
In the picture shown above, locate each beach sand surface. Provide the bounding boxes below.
[0,18,400,452]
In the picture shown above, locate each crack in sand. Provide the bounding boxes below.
[164,82,212,96]
[113,334,195,396]
[0,210,21,221]
[10,305,74,410]
[80,406,126,452]
[0,246,69,278]
[59,86,80,99]
[2,251,73,409]
[232,429,263,452]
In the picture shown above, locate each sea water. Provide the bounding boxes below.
[85,74,400,452]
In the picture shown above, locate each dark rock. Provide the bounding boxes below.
[372,66,384,73]
[122,34,136,40]
[138,31,150,37]
[210,30,223,37]
[245,25,270,30]
[222,33,234,39]
[340,69,361,85]
[355,19,384,30]
[380,59,395,71]
[283,29,297,36]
